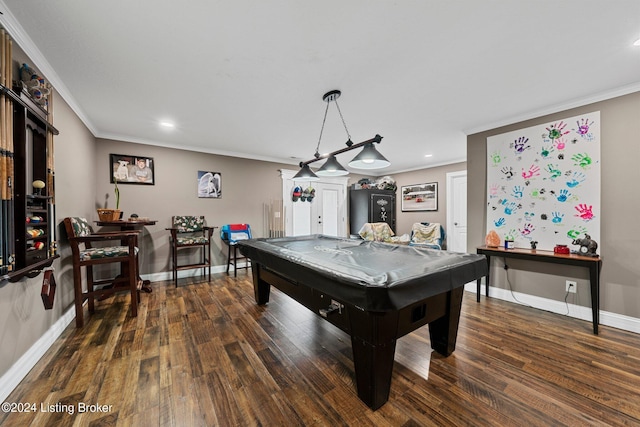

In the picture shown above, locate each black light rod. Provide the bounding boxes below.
[298,134,383,167]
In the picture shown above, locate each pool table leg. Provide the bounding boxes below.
[348,309,400,410]
[350,335,397,410]
[428,287,464,356]
[252,263,271,304]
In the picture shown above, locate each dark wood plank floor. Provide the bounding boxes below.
[2,272,640,426]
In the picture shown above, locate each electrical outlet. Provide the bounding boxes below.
[566,280,577,293]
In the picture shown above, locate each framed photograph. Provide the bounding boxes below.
[198,170,222,198]
[401,182,438,211]
[110,154,155,185]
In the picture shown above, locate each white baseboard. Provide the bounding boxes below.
[141,262,249,283]
[464,282,640,334]
[0,304,76,403]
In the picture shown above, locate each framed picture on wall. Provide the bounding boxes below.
[401,182,438,211]
[110,154,155,185]
[198,170,222,198]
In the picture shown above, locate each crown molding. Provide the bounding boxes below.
[464,83,640,136]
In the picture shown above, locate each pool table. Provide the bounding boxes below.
[238,235,488,409]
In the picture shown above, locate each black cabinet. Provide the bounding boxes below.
[349,189,396,235]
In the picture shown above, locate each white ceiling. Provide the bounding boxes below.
[2,1,639,174]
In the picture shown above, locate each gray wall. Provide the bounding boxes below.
[467,91,640,318]
[94,139,294,276]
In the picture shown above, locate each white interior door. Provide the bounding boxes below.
[447,171,467,252]
[312,183,343,236]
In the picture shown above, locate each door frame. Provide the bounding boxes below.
[446,170,467,252]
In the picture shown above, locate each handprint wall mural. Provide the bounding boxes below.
[486,111,600,252]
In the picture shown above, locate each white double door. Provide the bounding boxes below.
[281,170,348,238]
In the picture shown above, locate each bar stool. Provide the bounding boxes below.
[220,224,252,276]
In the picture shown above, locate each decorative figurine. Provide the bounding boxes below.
[572,234,599,257]
[485,230,500,247]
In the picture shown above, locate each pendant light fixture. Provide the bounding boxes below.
[292,90,389,180]
[291,164,319,181]
[348,143,390,169]
[317,155,348,176]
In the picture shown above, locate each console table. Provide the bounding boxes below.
[476,245,602,334]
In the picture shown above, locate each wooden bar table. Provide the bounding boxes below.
[96,219,157,293]
[476,245,602,334]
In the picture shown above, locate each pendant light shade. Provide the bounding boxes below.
[348,143,391,170]
[292,164,319,181]
[293,90,389,178]
[316,155,349,176]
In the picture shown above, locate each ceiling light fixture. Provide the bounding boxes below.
[292,90,389,181]
[634,38,640,46]
[159,121,175,129]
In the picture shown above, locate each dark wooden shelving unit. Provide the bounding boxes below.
[1,82,59,283]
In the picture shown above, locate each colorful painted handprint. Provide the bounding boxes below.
[572,153,592,168]
[545,121,570,140]
[574,204,594,221]
[513,136,531,154]
[522,165,540,179]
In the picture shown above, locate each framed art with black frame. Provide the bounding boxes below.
[197,170,222,198]
[110,154,155,185]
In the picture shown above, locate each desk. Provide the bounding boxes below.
[238,235,487,410]
[476,245,602,334]
[96,219,157,293]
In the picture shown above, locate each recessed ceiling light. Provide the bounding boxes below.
[424,154,433,158]
[634,38,640,46]
[159,121,175,129]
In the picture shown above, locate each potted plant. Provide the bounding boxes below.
[114,179,120,210]
[97,180,122,221]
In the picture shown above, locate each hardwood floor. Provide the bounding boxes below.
[2,272,640,427]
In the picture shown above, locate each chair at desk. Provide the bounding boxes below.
[63,217,141,328]
[220,224,252,277]
[409,222,445,249]
[167,216,215,287]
